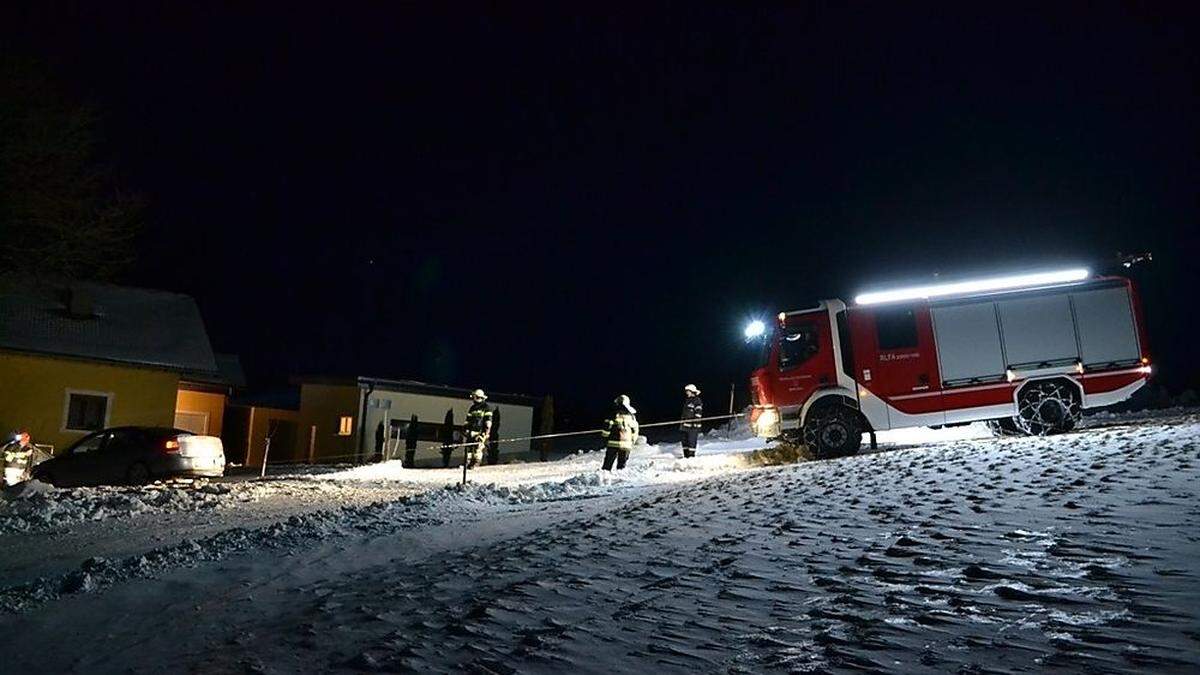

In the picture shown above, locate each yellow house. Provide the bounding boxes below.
[0,280,233,454]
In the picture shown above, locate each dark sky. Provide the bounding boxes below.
[4,3,1198,426]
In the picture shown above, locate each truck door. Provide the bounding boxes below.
[768,312,837,407]
[858,304,945,427]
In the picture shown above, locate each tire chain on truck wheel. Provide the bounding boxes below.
[1015,380,1081,436]
[803,406,862,459]
[986,417,1024,437]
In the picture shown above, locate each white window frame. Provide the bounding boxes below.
[62,389,114,433]
[174,409,210,434]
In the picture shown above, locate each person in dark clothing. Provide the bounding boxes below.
[464,389,493,469]
[601,395,639,471]
[403,414,419,467]
[440,410,455,468]
[374,421,386,462]
[681,384,703,458]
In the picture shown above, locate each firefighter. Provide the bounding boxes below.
[601,395,639,471]
[2,429,34,486]
[403,414,419,468]
[464,389,493,469]
[681,384,703,458]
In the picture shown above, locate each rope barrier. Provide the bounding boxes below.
[258,412,746,468]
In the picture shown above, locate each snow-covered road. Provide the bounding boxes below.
[0,412,1197,673]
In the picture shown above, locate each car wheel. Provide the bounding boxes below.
[1016,380,1082,436]
[126,462,151,485]
[37,472,55,487]
[803,406,863,459]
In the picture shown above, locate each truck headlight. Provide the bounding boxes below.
[751,407,780,437]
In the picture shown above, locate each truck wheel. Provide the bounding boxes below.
[986,418,1024,437]
[1015,380,1081,436]
[803,406,862,459]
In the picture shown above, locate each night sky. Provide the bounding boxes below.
[4,3,1197,427]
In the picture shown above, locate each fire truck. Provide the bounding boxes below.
[748,270,1152,458]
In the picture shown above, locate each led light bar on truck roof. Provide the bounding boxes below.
[853,268,1090,306]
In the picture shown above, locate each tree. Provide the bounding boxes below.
[0,58,143,280]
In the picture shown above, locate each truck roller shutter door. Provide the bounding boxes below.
[997,295,1079,368]
[931,302,1006,385]
[1071,287,1140,368]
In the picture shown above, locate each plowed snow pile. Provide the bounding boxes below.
[0,479,352,534]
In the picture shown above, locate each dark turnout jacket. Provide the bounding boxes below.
[682,395,703,429]
[465,401,493,437]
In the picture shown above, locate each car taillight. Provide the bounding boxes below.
[164,439,181,453]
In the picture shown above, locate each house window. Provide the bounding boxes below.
[65,392,110,432]
[337,416,354,436]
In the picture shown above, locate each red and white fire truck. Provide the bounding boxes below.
[748,270,1152,457]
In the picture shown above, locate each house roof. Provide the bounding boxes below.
[0,279,220,376]
[295,375,541,407]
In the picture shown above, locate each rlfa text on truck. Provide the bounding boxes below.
[748,268,1152,457]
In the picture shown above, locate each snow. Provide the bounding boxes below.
[0,409,1197,672]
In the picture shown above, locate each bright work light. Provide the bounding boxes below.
[854,268,1090,305]
[744,320,766,339]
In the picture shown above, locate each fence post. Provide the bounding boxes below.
[260,436,271,479]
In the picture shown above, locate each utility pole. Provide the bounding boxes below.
[728,383,735,414]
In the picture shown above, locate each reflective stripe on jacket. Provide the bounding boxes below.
[681,396,703,430]
[601,412,639,449]
[466,402,493,434]
[3,445,32,468]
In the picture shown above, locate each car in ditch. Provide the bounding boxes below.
[30,426,226,487]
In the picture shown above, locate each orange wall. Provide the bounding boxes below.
[296,383,362,463]
[174,389,227,436]
[246,406,301,467]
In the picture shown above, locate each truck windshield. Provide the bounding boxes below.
[779,322,820,370]
[756,327,775,367]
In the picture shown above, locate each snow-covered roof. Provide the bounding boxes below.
[296,375,540,407]
[0,279,221,377]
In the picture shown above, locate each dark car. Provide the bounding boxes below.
[31,427,226,487]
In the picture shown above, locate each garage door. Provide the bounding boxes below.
[174,410,209,434]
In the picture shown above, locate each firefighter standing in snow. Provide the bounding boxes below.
[680,384,703,458]
[464,389,493,469]
[2,429,34,486]
[601,395,639,471]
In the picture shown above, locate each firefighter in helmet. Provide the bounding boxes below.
[464,389,493,469]
[601,395,639,471]
[681,384,703,458]
[2,428,35,486]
